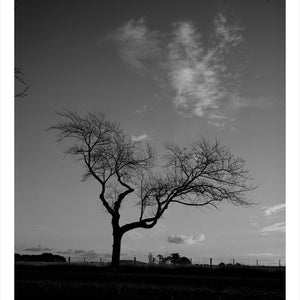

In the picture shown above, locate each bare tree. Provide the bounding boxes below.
[49,110,256,269]
[15,67,30,99]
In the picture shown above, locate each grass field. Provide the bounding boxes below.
[15,262,285,300]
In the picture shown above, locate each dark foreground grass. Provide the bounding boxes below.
[15,263,285,300]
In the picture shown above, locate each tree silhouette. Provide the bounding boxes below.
[168,253,181,264]
[156,253,191,265]
[15,67,30,99]
[49,110,256,269]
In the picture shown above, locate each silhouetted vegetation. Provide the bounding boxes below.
[15,253,66,263]
[157,253,192,265]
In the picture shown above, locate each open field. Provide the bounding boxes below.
[15,262,285,300]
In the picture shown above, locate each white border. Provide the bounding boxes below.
[0,0,14,299]
[0,0,299,299]
[286,0,300,299]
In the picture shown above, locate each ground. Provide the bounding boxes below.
[15,262,285,300]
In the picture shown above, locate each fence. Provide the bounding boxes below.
[191,257,285,267]
[64,255,285,267]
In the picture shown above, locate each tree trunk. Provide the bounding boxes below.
[111,229,123,269]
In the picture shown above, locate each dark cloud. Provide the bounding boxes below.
[56,249,73,255]
[73,249,86,255]
[23,247,128,261]
[167,234,206,245]
[55,249,116,260]
[23,245,52,252]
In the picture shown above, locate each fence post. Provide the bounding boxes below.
[134,256,136,264]
[279,259,281,267]
[210,258,213,269]
[233,259,235,265]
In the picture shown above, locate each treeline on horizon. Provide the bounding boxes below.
[15,253,66,262]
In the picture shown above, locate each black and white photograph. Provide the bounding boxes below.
[1,0,299,299]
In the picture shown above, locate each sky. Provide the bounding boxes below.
[15,0,285,263]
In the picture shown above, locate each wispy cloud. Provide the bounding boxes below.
[214,12,243,48]
[109,13,272,129]
[260,222,285,234]
[233,95,274,109]
[23,245,52,252]
[263,203,285,216]
[131,133,149,142]
[166,13,243,126]
[167,234,206,245]
[134,104,148,114]
[111,18,161,71]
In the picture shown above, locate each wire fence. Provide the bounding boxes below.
[65,255,285,267]
[190,257,285,267]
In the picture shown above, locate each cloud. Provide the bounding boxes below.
[214,12,243,48]
[263,203,285,216]
[131,133,149,142]
[23,245,52,252]
[233,95,274,109]
[80,250,100,260]
[55,249,114,260]
[111,18,161,71]
[168,23,221,117]
[74,249,86,255]
[166,14,243,126]
[167,234,206,245]
[22,247,128,261]
[56,249,73,255]
[134,104,148,114]
[260,222,285,234]
[247,253,274,257]
[109,13,273,129]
